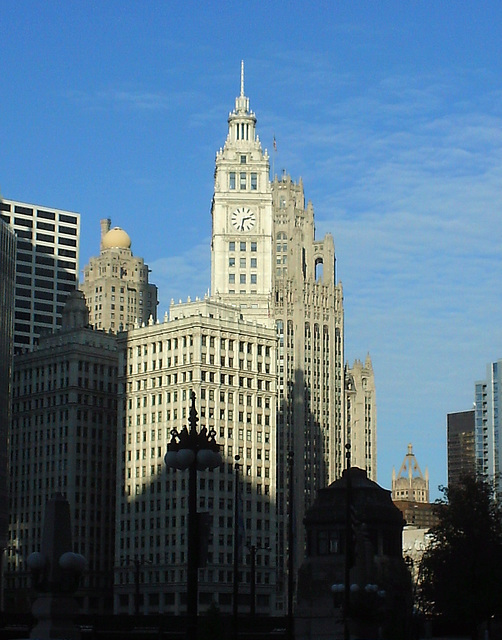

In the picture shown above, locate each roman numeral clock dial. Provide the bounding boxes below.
[231,207,256,232]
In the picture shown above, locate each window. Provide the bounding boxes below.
[240,155,247,164]
[229,241,235,252]
[240,258,246,268]
[229,274,235,284]
[229,172,236,190]
[250,258,257,268]
[250,274,257,284]
[240,274,246,284]
[240,173,246,189]
[251,242,257,252]
[229,257,235,267]
[251,173,257,190]
[240,242,246,251]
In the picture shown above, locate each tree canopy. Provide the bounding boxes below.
[418,476,502,637]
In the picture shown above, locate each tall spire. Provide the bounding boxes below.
[228,60,256,141]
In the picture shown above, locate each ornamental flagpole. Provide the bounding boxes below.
[272,134,277,180]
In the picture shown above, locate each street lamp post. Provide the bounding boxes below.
[344,442,352,640]
[233,455,241,640]
[247,543,271,618]
[250,545,256,618]
[287,450,294,640]
[164,392,222,640]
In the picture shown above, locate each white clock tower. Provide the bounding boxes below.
[211,61,273,326]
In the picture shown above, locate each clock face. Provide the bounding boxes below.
[231,207,256,232]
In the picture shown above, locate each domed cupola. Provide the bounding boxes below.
[101,227,132,250]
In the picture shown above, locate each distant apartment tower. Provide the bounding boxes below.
[0,219,16,550]
[0,198,80,353]
[6,291,118,614]
[115,299,277,615]
[475,359,502,496]
[447,409,475,487]
[81,219,158,332]
[345,356,377,480]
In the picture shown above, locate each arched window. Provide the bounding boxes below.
[315,257,324,281]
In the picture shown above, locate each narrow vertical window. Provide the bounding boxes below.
[251,173,257,190]
[229,173,236,190]
[240,173,246,190]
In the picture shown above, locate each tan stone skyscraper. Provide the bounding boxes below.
[345,355,377,480]
[81,219,158,332]
[113,64,376,616]
[210,63,347,603]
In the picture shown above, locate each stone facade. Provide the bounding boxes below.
[345,356,377,480]
[6,291,118,614]
[81,218,158,332]
[114,298,278,615]
[210,65,350,605]
[392,444,429,503]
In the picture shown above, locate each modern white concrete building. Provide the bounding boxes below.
[0,198,80,354]
[475,358,502,497]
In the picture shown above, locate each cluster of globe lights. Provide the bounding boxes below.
[164,395,222,472]
[27,550,86,591]
[331,583,386,598]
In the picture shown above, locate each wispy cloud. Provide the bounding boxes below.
[149,239,211,317]
[66,87,198,112]
[285,69,502,488]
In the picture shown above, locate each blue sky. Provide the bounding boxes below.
[2,1,502,498]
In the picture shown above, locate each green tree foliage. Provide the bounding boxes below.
[418,476,502,637]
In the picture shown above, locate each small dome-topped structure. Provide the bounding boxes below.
[102,227,131,250]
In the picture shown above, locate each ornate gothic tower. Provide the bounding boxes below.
[270,174,345,587]
[210,65,349,607]
[211,62,274,325]
[392,444,429,503]
[345,355,377,480]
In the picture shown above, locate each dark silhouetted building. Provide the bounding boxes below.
[0,218,16,554]
[296,467,410,640]
[6,291,118,614]
[447,409,475,487]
